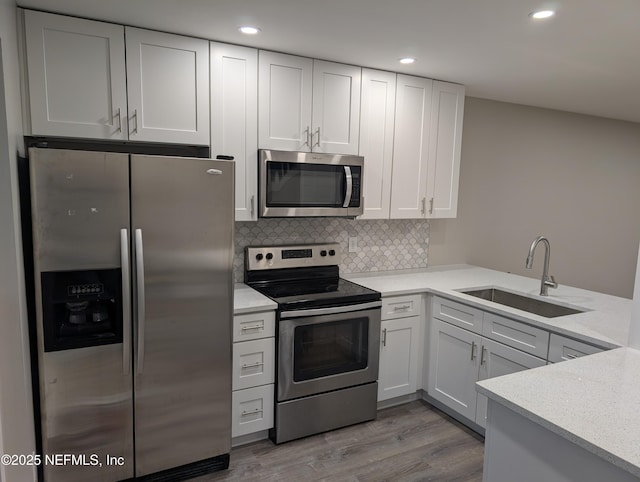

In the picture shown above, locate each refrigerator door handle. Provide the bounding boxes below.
[120,229,132,375]
[135,229,146,374]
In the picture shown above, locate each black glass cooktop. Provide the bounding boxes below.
[248,277,380,311]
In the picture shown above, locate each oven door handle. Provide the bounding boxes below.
[343,166,353,208]
[280,300,381,319]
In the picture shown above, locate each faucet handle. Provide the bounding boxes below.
[544,275,558,289]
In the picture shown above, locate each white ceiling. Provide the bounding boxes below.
[16,0,640,123]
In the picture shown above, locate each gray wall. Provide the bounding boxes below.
[429,97,640,298]
[0,2,37,480]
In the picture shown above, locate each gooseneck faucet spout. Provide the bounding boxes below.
[526,236,558,296]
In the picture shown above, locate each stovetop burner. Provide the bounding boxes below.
[245,244,380,311]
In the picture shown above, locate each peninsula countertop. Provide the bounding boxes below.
[477,347,640,478]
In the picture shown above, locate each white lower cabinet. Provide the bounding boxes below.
[378,317,420,401]
[232,310,275,441]
[428,317,545,428]
[475,338,545,428]
[231,384,274,438]
[428,319,481,420]
[232,337,275,391]
[548,333,604,363]
[378,294,422,402]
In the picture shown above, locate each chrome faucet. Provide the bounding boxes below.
[526,236,558,296]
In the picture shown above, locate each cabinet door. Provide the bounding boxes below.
[233,338,275,391]
[359,69,396,219]
[211,43,258,221]
[432,296,484,334]
[258,51,313,151]
[232,384,274,438]
[24,10,127,140]
[426,81,465,218]
[125,27,209,145]
[311,60,361,154]
[389,75,432,218]
[475,338,546,428]
[378,317,420,402]
[428,319,480,421]
[547,333,603,363]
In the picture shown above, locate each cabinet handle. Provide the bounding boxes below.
[241,408,263,416]
[480,346,487,365]
[564,353,578,360]
[250,195,255,217]
[241,361,264,369]
[130,109,138,135]
[429,197,434,215]
[114,108,122,133]
[314,127,321,147]
[240,324,264,332]
[393,304,411,311]
[421,197,426,215]
[303,126,310,147]
[382,328,387,347]
[471,341,477,361]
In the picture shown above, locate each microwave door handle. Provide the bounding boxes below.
[343,166,353,208]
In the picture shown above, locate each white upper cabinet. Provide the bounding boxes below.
[258,51,313,151]
[258,52,361,154]
[23,11,209,145]
[388,76,465,219]
[24,10,128,140]
[426,81,465,218]
[210,43,258,221]
[358,69,396,219]
[389,75,433,219]
[311,60,361,154]
[125,28,209,145]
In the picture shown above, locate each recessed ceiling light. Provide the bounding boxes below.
[529,10,555,19]
[239,26,261,35]
[399,57,416,65]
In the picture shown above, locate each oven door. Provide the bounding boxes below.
[259,149,363,217]
[277,303,381,402]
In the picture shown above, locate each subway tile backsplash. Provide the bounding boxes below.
[234,218,430,282]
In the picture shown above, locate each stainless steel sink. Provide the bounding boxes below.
[461,288,585,318]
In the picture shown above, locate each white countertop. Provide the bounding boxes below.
[233,282,277,315]
[232,265,638,475]
[345,264,631,349]
[476,347,640,478]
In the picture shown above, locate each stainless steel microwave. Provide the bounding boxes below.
[259,149,364,218]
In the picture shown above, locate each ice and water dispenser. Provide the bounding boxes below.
[40,269,123,351]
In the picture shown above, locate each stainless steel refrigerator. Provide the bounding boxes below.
[28,147,234,481]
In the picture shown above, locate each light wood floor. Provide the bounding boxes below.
[196,400,484,481]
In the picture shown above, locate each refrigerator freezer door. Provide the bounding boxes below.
[29,148,131,272]
[29,148,134,481]
[131,155,234,477]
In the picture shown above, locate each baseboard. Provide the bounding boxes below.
[421,392,485,437]
[232,430,270,448]
[377,391,420,410]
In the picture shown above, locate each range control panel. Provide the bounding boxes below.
[246,243,341,271]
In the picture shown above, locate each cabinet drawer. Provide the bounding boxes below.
[233,311,275,342]
[548,333,604,363]
[232,384,274,437]
[233,338,275,390]
[432,296,483,334]
[482,312,550,358]
[382,294,422,320]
